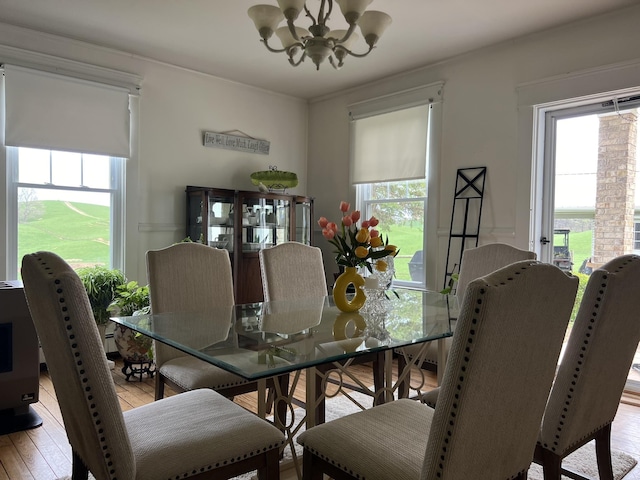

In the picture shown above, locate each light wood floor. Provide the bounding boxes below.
[2,358,640,480]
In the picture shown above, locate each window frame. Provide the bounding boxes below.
[6,146,125,278]
[356,181,428,288]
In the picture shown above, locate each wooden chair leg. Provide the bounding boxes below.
[257,449,281,480]
[71,450,89,480]
[397,353,409,398]
[303,450,325,480]
[154,372,165,400]
[595,424,614,480]
[372,352,385,405]
[535,444,563,480]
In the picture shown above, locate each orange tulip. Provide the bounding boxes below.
[355,246,369,258]
[370,236,383,248]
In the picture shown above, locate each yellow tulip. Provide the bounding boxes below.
[355,246,369,258]
[384,244,397,254]
[376,260,387,272]
[370,236,383,248]
[355,228,370,244]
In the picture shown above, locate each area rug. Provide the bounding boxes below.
[527,442,637,480]
[56,393,637,480]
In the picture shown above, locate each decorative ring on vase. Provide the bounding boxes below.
[332,267,366,312]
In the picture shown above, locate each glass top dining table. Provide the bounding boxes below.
[110,288,457,382]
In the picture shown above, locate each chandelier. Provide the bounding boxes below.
[247,0,392,70]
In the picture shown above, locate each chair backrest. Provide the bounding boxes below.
[146,242,235,366]
[259,242,328,301]
[21,252,135,479]
[539,254,640,454]
[456,243,537,299]
[422,260,578,479]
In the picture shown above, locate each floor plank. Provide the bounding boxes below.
[1,358,639,480]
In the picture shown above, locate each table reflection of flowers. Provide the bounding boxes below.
[319,201,398,313]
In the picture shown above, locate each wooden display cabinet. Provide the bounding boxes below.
[186,186,314,303]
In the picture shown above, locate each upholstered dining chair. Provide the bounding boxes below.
[534,254,640,480]
[398,242,537,397]
[298,260,578,480]
[147,242,288,420]
[21,251,284,480]
[259,242,384,421]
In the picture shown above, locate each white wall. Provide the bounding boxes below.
[307,4,640,288]
[0,23,308,282]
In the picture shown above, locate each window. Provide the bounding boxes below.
[357,180,427,286]
[9,147,125,274]
[350,83,443,289]
[2,63,135,279]
[635,221,640,252]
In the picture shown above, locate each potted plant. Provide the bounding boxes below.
[76,265,126,329]
[107,280,155,381]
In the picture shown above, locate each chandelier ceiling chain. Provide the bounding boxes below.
[248,0,392,70]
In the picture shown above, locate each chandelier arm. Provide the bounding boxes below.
[262,38,288,54]
[328,55,341,70]
[303,3,318,27]
[334,44,374,59]
[286,20,302,42]
[289,51,307,67]
[334,23,358,44]
[319,0,333,26]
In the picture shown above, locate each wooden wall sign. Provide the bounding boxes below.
[203,131,270,155]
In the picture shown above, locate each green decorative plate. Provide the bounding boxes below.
[250,170,298,191]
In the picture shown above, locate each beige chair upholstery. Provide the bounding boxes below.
[21,251,284,480]
[259,242,384,422]
[298,260,578,480]
[147,242,284,404]
[399,243,536,398]
[259,242,328,301]
[534,254,640,480]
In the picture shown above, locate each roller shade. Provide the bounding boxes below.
[350,104,429,184]
[4,64,130,157]
[349,83,442,185]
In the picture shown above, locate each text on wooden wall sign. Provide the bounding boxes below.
[203,131,270,155]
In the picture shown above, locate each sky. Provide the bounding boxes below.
[554,111,640,209]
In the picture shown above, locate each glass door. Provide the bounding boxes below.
[536,96,640,392]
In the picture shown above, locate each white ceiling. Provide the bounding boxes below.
[0,0,637,100]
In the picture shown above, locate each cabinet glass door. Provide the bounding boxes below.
[242,197,291,252]
[186,190,206,243]
[207,192,234,252]
[296,198,312,244]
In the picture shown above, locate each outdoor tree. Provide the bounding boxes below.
[18,188,43,223]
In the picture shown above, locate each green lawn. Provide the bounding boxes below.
[18,200,110,268]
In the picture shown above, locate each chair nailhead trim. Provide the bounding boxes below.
[35,256,119,480]
[544,255,640,454]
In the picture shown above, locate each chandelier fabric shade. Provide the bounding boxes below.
[247,0,391,70]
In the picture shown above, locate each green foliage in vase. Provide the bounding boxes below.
[108,281,150,317]
[76,266,126,325]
